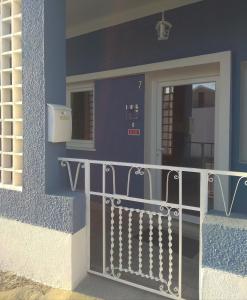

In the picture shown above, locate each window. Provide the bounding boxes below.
[198,92,205,107]
[66,81,95,150]
[0,0,23,190]
[162,86,174,156]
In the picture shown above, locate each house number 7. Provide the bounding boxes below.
[138,81,142,89]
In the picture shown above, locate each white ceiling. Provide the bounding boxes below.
[66,0,202,38]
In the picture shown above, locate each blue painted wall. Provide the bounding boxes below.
[67,0,247,213]
[67,75,145,197]
[44,0,67,193]
[67,0,247,76]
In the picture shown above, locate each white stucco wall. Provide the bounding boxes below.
[0,217,88,290]
[202,268,247,300]
[202,214,247,300]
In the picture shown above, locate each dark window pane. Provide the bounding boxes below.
[198,92,204,107]
[71,90,93,140]
[161,82,215,169]
[161,82,216,213]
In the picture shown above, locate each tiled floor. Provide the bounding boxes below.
[76,273,167,300]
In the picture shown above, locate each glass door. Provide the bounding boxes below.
[159,82,216,220]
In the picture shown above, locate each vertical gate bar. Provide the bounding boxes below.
[109,199,115,273]
[178,170,183,299]
[167,211,174,290]
[119,207,123,271]
[138,211,143,274]
[158,214,163,281]
[128,210,133,272]
[199,170,209,300]
[149,213,154,278]
[85,160,91,271]
[102,164,106,274]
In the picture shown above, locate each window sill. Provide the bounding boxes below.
[67,146,96,152]
[66,140,96,151]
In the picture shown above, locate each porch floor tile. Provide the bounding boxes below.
[75,273,167,300]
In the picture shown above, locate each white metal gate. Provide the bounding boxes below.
[59,158,247,300]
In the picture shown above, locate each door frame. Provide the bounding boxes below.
[154,77,219,224]
[144,52,231,213]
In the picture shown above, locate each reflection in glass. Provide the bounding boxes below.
[71,90,94,140]
[161,82,216,210]
[161,82,215,169]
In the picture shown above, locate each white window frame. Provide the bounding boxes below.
[66,80,95,151]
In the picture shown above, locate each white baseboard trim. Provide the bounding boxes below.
[0,217,88,290]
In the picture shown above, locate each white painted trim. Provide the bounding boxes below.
[68,140,96,152]
[0,217,88,290]
[66,0,202,38]
[204,213,247,230]
[67,51,230,83]
[66,81,95,151]
[239,61,247,163]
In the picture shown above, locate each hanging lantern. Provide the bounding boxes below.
[156,11,172,41]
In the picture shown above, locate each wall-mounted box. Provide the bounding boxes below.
[47,104,72,142]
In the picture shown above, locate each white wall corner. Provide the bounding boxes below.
[202,268,247,300]
[0,217,88,290]
[71,225,89,290]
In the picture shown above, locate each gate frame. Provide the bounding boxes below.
[59,157,247,300]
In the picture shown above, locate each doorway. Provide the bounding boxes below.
[145,60,230,218]
[158,81,216,222]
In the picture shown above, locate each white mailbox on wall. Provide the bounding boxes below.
[47,104,72,142]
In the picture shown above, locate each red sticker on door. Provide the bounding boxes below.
[128,129,141,136]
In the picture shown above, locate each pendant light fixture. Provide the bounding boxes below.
[156,11,172,41]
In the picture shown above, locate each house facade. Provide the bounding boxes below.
[0,0,247,299]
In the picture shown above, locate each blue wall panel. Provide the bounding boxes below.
[66,0,247,213]
[44,0,67,193]
[67,0,247,77]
